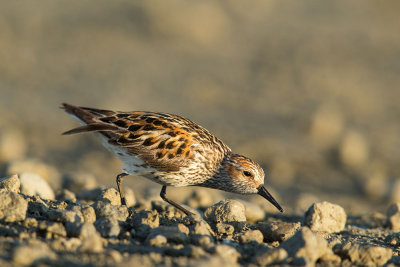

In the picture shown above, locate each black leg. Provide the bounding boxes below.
[160,186,193,216]
[116,173,129,206]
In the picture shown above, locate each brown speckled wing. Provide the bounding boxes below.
[63,103,229,172]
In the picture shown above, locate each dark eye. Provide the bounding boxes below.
[243,171,252,177]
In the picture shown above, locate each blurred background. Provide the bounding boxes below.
[0,0,399,215]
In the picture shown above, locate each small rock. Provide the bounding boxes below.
[66,221,98,239]
[0,191,28,222]
[63,171,98,193]
[212,244,240,263]
[79,231,104,253]
[216,223,234,236]
[146,225,189,244]
[241,200,265,223]
[47,209,83,223]
[339,130,369,168]
[257,221,301,242]
[19,172,55,200]
[347,244,392,266]
[281,227,334,265]
[81,205,97,223]
[252,247,288,266]
[204,199,246,231]
[0,174,20,193]
[238,229,264,243]
[91,200,128,220]
[56,189,76,202]
[147,234,167,246]
[304,201,347,233]
[97,188,121,206]
[387,203,400,230]
[12,241,56,265]
[6,158,61,190]
[94,217,120,238]
[131,210,159,238]
[39,221,67,238]
[191,220,213,236]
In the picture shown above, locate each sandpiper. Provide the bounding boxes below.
[62,103,283,215]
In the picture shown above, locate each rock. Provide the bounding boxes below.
[190,220,213,236]
[204,199,246,231]
[19,172,55,200]
[124,187,136,207]
[212,244,240,263]
[241,201,265,223]
[12,241,56,265]
[0,174,20,193]
[281,227,334,265]
[6,158,61,190]
[147,234,167,246]
[56,189,77,202]
[257,221,301,242]
[66,221,98,239]
[304,201,347,233]
[146,225,189,244]
[97,187,121,206]
[131,210,159,238]
[339,130,369,168]
[62,171,98,193]
[238,229,264,243]
[47,209,83,223]
[387,203,400,230]
[80,205,97,223]
[77,187,104,201]
[79,231,104,253]
[94,217,120,238]
[38,221,67,238]
[91,200,129,221]
[216,223,234,236]
[252,247,288,266]
[347,245,392,266]
[0,191,28,222]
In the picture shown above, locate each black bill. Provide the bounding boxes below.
[257,185,284,212]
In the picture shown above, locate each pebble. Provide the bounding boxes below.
[131,210,160,238]
[0,174,20,193]
[79,231,104,253]
[39,221,67,238]
[147,234,168,246]
[212,244,240,263]
[281,227,335,265]
[94,217,120,238]
[252,247,288,266]
[257,221,301,242]
[304,201,347,233]
[12,241,56,265]
[80,205,97,223]
[6,158,62,190]
[240,200,265,223]
[238,229,264,244]
[0,191,28,222]
[19,172,55,200]
[204,199,246,231]
[387,203,400,230]
[146,225,189,244]
[48,209,83,223]
[347,244,392,266]
[216,223,234,236]
[91,200,129,220]
[56,189,77,202]
[66,221,97,238]
[97,187,121,206]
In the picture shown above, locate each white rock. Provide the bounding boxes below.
[19,172,55,200]
[304,201,347,233]
[0,191,28,222]
[0,174,20,193]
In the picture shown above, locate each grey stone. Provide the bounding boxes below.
[204,199,246,231]
[0,174,20,193]
[252,247,288,266]
[47,209,83,223]
[281,227,334,265]
[38,221,67,238]
[238,229,264,243]
[94,217,120,238]
[387,203,400,230]
[304,201,347,233]
[347,244,392,266]
[131,210,159,238]
[66,221,98,239]
[212,244,240,263]
[257,221,301,242]
[91,200,128,220]
[56,189,76,202]
[146,225,189,244]
[12,241,56,265]
[19,172,55,200]
[0,191,28,222]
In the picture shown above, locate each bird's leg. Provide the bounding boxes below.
[160,186,193,216]
[116,173,129,206]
